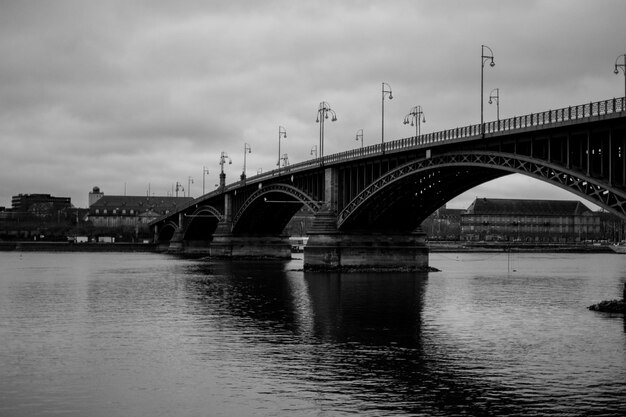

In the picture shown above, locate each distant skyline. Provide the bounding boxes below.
[1,0,625,209]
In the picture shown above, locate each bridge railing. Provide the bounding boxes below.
[341,96,625,164]
[179,97,626,208]
[483,97,626,134]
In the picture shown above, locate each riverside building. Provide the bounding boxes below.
[87,187,192,232]
[460,198,602,242]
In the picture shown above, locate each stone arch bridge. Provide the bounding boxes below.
[150,97,626,270]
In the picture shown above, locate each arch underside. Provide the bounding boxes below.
[338,151,626,232]
[232,184,321,235]
[183,206,223,240]
[156,221,178,242]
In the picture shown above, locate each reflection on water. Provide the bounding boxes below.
[1,252,625,416]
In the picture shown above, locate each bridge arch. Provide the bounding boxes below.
[183,205,223,240]
[155,220,179,243]
[232,183,322,234]
[338,151,626,231]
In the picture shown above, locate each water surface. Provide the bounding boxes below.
[1,252,625,416]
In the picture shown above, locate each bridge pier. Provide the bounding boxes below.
[166,238,212,255]
[209,210,291,258]
[303,208,429,271]
[302,167,430,271]
[304,231,429,271]
[167,228,185,253]
[210,234,291,258]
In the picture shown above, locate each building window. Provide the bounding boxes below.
[95,209,100,214]
[103,209,107,214]
[122,209,126,214]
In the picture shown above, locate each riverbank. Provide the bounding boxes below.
[0,240,615,254]
[588,284,626,313]
[588,299,626,313]
[0,241,157,252]
[428,241,614,253]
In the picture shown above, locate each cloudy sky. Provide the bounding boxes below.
[1,0,625,209]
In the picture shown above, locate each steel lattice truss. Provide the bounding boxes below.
[156,220,179,241]
[338,151,626,228]
[187,205,224,221]
[231,183,321,228]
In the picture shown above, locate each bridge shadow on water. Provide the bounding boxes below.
[181,259,535,416]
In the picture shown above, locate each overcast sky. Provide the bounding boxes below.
[1,0,625,209]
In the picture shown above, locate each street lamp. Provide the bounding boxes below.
[316,101,337,164]
[187,176,194,197]
[202,166,209,195]
[218,151,232,189]
[175,181,184,197]
[403,106,426,137]
[277,126,287,173]
[241,142,251,181]
[355,129,364,148]
[615,54,626,101]
[310,145,317,158]
[488,88,500,121]
[381,82,393,150]
[481,44,495,136]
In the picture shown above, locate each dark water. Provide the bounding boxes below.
[1,251,625,416]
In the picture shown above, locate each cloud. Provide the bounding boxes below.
[1,0,625,208]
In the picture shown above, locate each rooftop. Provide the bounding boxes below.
[467,198,592,216]
[90,195,193,212]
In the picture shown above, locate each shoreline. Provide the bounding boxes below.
[0,241,157,252]
[427,242,614,253]
[0,240,616,254]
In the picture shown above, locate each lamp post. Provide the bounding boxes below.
[316,101,337,165]
[355,129,363,148]
[403,106,426,137]
[615,54,626,101]
[310,145,317,158]
[381,82,393,150]
[175,181,184,197]
[241,142,251,181]
[202,166,209,195]
[187,176,194,197]
[481,45,495,136]
[277,126,287,173]
[488,88,500,121]
[218,151,232,189]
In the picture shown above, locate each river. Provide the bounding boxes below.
[1,251,625,416]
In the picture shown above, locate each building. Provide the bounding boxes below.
[10,193,72,220]
[460,198,602,242]
[0,194,75,241]
[86,187,192,237]
[422,205,464,240]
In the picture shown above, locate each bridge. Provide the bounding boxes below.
[150,97,626,270]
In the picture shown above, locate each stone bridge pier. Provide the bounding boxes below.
[303,167,429,271]
[209,193,292,259]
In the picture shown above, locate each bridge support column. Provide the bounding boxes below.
[209,192,291,258]
[304,219,429,271]
[210,234,291,258]
[167,213,186,253]
[303,166,429,270]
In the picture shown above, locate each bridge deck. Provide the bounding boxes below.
[152,96,626,226]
